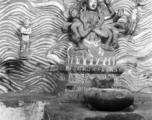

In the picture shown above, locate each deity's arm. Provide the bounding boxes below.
[103,0,116,17]
[93,27,108,38]
[126,8,138,35]
[113,9,124,22]
[62,4,81,32]
[69,0,83,20]
[62,22,72,32]
[80,9,84,23]
[77,24,92,38]
[103,0,124,23]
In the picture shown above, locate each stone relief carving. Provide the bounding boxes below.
[20,18,32,58]
[62,0,138,51]
[63,0,139,92]
[0,0,152,93]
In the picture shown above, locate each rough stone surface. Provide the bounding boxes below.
[0,93,52,120]
[0,92,152,120]
[44,102,144,120]
[84,88,134,111]
[44,92,152,120]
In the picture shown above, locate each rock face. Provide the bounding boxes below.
[84,88,134,111]
[0,101,45,120]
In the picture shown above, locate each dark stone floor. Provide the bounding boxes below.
[0,92,152,120]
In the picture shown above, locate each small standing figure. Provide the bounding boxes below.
[20,18,32,53]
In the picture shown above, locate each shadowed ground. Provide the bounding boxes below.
[0,92,152,120]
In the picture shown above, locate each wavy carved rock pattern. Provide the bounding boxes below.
[0,0,152,93]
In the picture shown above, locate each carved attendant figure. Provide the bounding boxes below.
[20,19,32,52]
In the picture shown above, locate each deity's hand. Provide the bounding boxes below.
[61,22,72,33]
[71,9,78,18]
[117,9,124,17]
[127,8,138,34]
[91,24,96,31]
[104,0,110,5]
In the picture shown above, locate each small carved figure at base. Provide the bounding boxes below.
[74,42,88,51]
[100,42,119,52]
[91,76,114,88]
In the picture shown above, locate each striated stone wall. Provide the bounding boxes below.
[0,0,152,93]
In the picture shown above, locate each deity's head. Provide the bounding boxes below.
[87,0,98,11]
[24,18,30,26]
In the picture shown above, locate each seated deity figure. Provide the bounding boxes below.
[62,0,138,51]
[66,0,108,50]
[20,18,32,52]
[74,0,120,50]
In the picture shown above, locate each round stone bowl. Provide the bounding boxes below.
[84,88,134,111]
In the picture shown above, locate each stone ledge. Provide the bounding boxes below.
[0,92,55,120]
[43,92,152,120]
[0,92,152,120]
[44,101,152,120]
